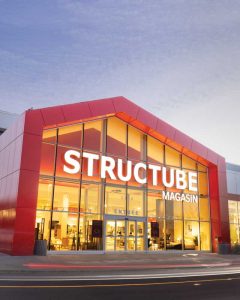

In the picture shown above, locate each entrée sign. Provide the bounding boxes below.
[63,150,198,198]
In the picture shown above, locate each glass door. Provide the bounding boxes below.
[105,217,146,251]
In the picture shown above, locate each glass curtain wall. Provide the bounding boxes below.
[35,116,211,252]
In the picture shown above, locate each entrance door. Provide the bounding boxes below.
[105,217,145,251]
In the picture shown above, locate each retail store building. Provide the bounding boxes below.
[0,97,238,255]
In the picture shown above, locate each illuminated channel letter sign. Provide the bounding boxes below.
[63,150,198,203]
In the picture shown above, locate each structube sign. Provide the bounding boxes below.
[63,150,198,202]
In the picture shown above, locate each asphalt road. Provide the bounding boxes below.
[0,274,240,300]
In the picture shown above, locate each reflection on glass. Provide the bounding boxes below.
[198,172,208,196]
[107,117,127,157]
[147,136,164,164]
[128,126,144,161]
[58,124,82,148]
[42,129,57,144]
[84,120,102,152]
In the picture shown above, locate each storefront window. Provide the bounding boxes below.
[147,219,165,251]
[200,222,211,250]
[127,189,144,217]
[36,179,53,210]
[165,146,181,167]
[147,191,164,218]
[182,155,197,170]
[183,199,199,220]
[107,117,127,157]
[198,172,208,196]
[80,183,101,214]
[147,136,164,164]
[166,220,183,250]
[37,116,211,252]
[228,200,240,245]
[42,128,57,144]
[105,186,126,215]
[128,126,145,161]
[53,181,79,212]
[165,196,182,219]
[79,214,103,250]
[184,221,199,250]
[199,197,210,221]
[35,210,51,241]
[50,211,78,251]
[83,120,102,152]
[58,124,82,149]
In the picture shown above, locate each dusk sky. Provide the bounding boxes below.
[0,0,240,164]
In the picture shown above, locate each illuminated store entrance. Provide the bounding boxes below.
[105,216,146,251]
[35,116,211,253]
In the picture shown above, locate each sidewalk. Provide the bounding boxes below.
[0,252,240,274]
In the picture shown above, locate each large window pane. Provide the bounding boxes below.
[166,220,183,250]
[148,219,165,251]
[39,143,55,176]
[183,199,199,220]
[184,221,199,250]
[128,126,144,161]
[81,152,100,182]
[200,222,211,250]
[79,214,102,250]
[228,200,238,223]
[50,212,78,251]
[42,129,57,144]
[165,196,182,219]
[199,197,210,221]
[105,186,126,215]
[80,183,101,214]
[58,124,82,148]
[83,120,102,152]
[147,191,164,218]
[198,172,208,196]
[55,146,81,180]
[230,223,239,245]
[53,181,79,212]
[127,189,144,217]
[107,117,126,157]
[165,146,181,167]
[182,155,197,170]
[147,136,163,164]
[35,210,51,242]
[37,179,53,210]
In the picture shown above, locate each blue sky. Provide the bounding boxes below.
[0,0,240,164]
